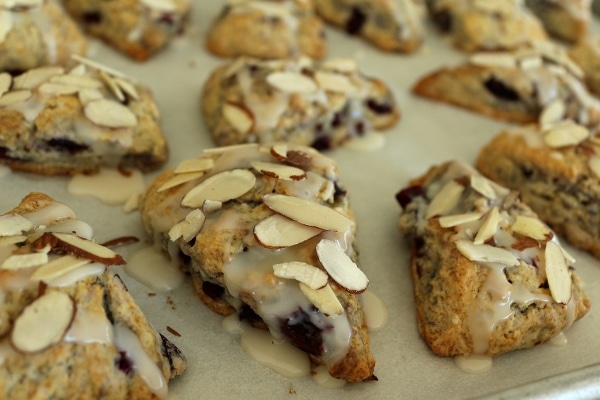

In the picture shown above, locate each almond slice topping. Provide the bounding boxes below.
[1,251,49,270]
[0,90,32,107]
[114,77,140,101]
[314,71,357,93]
[11,291,75,353]
[299,282,344,316]
[99,70,125,102]
[0,235,27,246]
[140,0,177,12]
[321,58,358,73]
[0,214,33,236]
[543,121,589,148]
[203,200,223,213]
[38,82,81,96]
[273,261,328,289]
[223,103,254,134]
[473,207,501,245]
[84,99,137,128]
[511,215,552,241]
[316,239,368,293]
[266,71,317,93]
[438,212,483,228]
[0,72,11,97]
[263,194,354,233]
[425,180,464,219]
[545,241,572,304]
[174,158,215,174]
[181,169,256,208]
[168,209,206,242]
[157,172,205,192]
[588,156,600,179]
[250,161,307,181]
[470,175,497,199]
[469,52,517,69]
[254,214,322,249]
[31,255,91,281]
[456,240,519,266]
[50,74,103,89]
[32,232,125,265]
[71,55,127,79]
[78,89,104,105]
[12,66,64,89]
[539,99,566,128]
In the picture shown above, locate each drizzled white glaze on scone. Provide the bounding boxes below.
[396,161,590,359]
[0,193,185,400]
[140,143,376,383]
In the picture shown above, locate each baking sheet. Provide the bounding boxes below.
[3,2,600,399]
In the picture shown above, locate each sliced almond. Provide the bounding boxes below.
[469,52,517,69]
[203,200,222,213]
[0,72,11,97]
[12,66,64,89]
[425,180,464,219]
[114,77,140,101]
[438,212,483,228]
[473,207,501,245]
[316,239,368,293]
[0,214,33,236]
[588,156,600,179]
[470,175,497,200]
[455,240,519,266]
[174,158,215,174]
[168,209,206,242]
[84,99,137,128]
[250,161,306,181]
[38,82,81,96]
[273,261,328,289]
[32,232,125,265]
[1,251,49,270]
[78,89,104,105]
[31,255,91,281]
[314,71,356,93]
[71,55,127,79]
[0,235,27,246]
[140,0,177,12]
[181,169,256,208]
[299,282,344,316]
[157,171,205,192]
[270,143,313,169]
[321,58,358,73]
[543,121,589,148]
[11,291,75,353]
[50,74,103,90]
[0,90,32,107]
[545,241,572,304]
[266,71,317,93]
[223,103,254,134]
[99,70,125,102]
[539,99,566,128]
[511,215,552,241]
[68,64,87,76]
[254,214,322,249]
[263,194,354,233]
[519,56,543,70]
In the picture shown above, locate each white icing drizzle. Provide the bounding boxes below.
[454,354,493,374]
[22,201,76,226]
[43,219,94,240]
[360,290,389,332]
[125,246,185,292]
[68,168,145,206]
[64,310,114,345]
[114,324,168,400]
[311,364,347,388]
[44,262,105,287]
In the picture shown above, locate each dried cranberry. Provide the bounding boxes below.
[366,99,393,114]
[202,281,224,300]
[311,136,332,151]
[116,351,134,375]
[46,138,88,154]
[345,7,367,35]
[483,77,520,101]
[430,9,452,32]
[279,308,324,356]
[82,11,102,24]
[239,304,264,327]
[395,185,425,209]
[333,182,347,200]
[158,13,175,26]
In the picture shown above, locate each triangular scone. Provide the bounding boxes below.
[0,0,87,73]
[0,56,168,175]
[206,0,326,60]
[525,0,590,43]
[477,121,600,259]
[314,0,423,53]
[202,56,399,150]
[412,42,600,127]
[139,143,376,383]
[0,193,186,399]
[426,0,548,52]
[62,0,191,61]
[396,161,591,357]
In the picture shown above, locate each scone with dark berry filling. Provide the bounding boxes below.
[0,192,186,400]
[396,160,590,358]
[201,56,399,150]
[139,143,377,383]
[206,0,327,60]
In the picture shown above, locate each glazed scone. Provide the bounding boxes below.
[525,0,590,43]
[0,0,87,73]
[569,36,600,94]
[476,121,600,259]
[206,0,326,60]
[202,56,399,149]
[412,41,600,127]
[0,56,168,175]
[0,192,186,399]
[426,0,548,52]
[314,0,424,53]
[139,143,376,383]
[62,0,191,61]
[396,160,591,358]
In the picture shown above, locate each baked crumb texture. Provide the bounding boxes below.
[0,193,186,400]
[140,143,376,383]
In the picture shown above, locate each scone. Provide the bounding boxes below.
[396,160,591,357]
[0,56,168,175]
[569,36,600,94]
[477,121,600,259]
[205,0,327,60]
[0,192,186,399]
[139,143,376,383]
[0,0,87,73]
[314,0,424,53]
[426,0,548,52]
[202,56,399,149]
[412,41,600,127]
[62,0,191,61]
[525,0,590,43]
